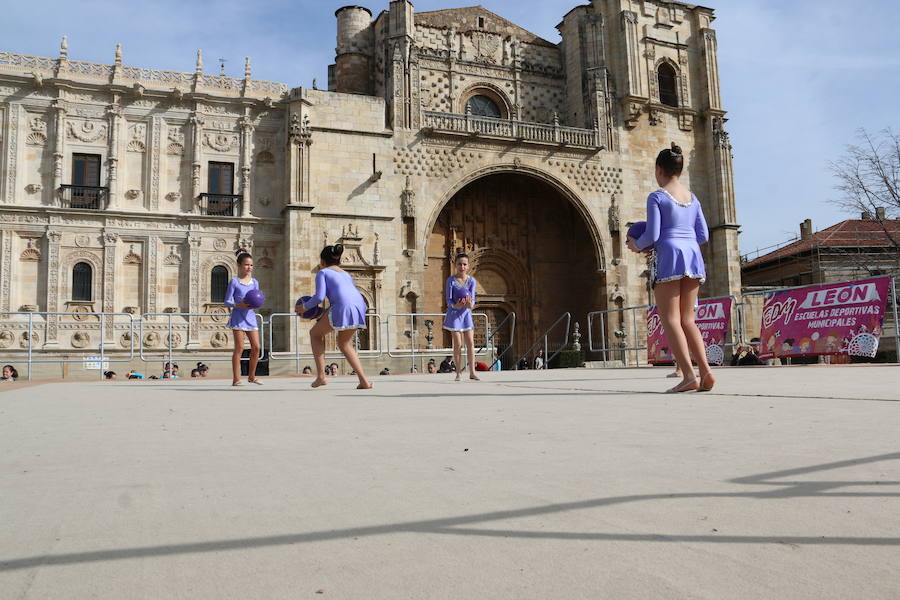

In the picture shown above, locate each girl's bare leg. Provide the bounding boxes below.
[231,330,245,385]
[309,315,333,388]
[679,278,714,387]
[451,331,463,381]
[465,329,479,380]
[337,329,371,389]
[246,330,262,383]
[654,280,695,389]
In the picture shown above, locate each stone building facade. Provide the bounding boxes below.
[0,0,740,360]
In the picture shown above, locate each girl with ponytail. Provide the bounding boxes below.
[296,244,372,389]
[224,248,262,386]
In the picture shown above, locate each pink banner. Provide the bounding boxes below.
[758,277,890,360]
[648,297,733,366]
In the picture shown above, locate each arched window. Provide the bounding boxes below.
[466,94,502,118]
[211,266,228,303]
[72,262,92,301]
[657,63,678,107]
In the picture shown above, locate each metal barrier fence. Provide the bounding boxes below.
[267,312,383,373]
[587,295,742,367]
[0,311,136,380]
[477,311,516,370]
[138,312,266,367]
[513,312,571,369]
[386,312,491,358]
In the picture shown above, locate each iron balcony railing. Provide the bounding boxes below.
[59,185,109,210]
[423,111,602,149]
[198,193,242,217]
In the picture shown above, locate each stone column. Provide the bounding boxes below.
[44,230,62,347]
[239,116,253,217]
[148,116,163,211]
[701,28,722,112]
[185,235,202,348]
[145,236,159,315]
[5,104,21,204]
[620,11,643,98]
[282,205,314,353]
[189,114,203,212]
[106,105,123,209]
[287,109,313,206]
[51,100,67,206]
[102,231,118,342]
[0,230,11,312]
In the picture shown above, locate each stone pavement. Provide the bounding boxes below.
[1,365,899,599]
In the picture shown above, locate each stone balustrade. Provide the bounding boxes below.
[422,111,602,149]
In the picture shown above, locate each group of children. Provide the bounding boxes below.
[224,246,480,389]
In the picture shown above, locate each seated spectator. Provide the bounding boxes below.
[196,362,209,377]
[302,366,312,375]
[474,362,489,372]
[329,362,340,376]
[103,371,117,380]
[1,364,18,382]
[126,370,144,380]
[518,358,529,370]
[379,367,391,376]
[438,356,454,373]
[190,369,200,377]
[427,362,437,374]
[410,365,418,373]
[731,338,763,367]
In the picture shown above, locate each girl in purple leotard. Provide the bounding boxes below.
[224,248,262,386]
[443,253,479,381]
[626,143,715,393]
[296,244,372,390]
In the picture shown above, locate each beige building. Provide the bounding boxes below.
[0,0,740,362]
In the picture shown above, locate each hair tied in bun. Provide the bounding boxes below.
[235,247,249,258]
[670,142,682,155]
[333,243,344,256]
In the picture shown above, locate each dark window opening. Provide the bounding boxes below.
[478,16,485,28]
[403,216,416,250]
[72,262,92,301]
[208,162,234,195]
[211,266,229,303]
[72,154,101,187]
[657,63,678,107]
[466,94,502,118]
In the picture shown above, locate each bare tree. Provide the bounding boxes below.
[830,128,900,253]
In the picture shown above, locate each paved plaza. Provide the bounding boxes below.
[1,366,899,599]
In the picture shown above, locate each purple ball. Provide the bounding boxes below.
[627,221,647,241]
[243,289,265,309]
[296,295,324,320]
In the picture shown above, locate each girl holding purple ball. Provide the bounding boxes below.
[626,143,714,393]
[224,248,262,386]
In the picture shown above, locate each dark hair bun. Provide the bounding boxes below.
[333,243,344,257]
[670,142,682,156]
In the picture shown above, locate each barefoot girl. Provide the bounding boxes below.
[297,244,372,389]
[443,253,479,381]
[626,143,715,393]
[224,248,262,386]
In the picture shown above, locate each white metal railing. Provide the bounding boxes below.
[137,312,265,366]
[385,313,492,359]
[513,312,571,370]
[423,111,602,148]
[267,312,382,373]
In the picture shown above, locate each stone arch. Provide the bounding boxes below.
[423,164,606,273]
[201,254,236,303]
[61,250,103,303]
[458,83,512,119]
[655,57,681,107]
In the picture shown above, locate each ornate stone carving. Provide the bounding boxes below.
[25,183,43,194]
[123,306,139,314]
[26,132,47,146]
[71,331,91,348]
[163,246,182,265]
[0,331,13,348]
[167,332,182,348]
[143,332,160,348]
[210,331,229,347]
[203,132,238,152]
[127,140,145,152]
[165,191,182,203]
[20,331,39,348]
[213,238,228,251]
[66,120,108,143]
[608,198,620,232]
[19,305,39,312]
[119,332,132,348]
[400,176,416,218]
[75,234,91,248]
[20,238,41,261]
[123,244,142,264]
[124,189,142,200]
[104,232,119,245]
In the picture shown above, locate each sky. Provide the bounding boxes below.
[2,0,898,256]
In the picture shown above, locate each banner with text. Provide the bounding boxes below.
[758,277,890,360]
[647,297,733,366]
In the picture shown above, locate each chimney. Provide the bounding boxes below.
[875,206,886,220]
[800,218,813,239]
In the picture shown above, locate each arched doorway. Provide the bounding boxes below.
[425,172,605,365]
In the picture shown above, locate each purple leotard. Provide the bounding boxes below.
[303,267,367,330]
[224,277,260,330]
[635,189,709,285]
[443,275,476,332]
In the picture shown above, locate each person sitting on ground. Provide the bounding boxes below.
[517,358,529,370]
[427,361,437,374]
[1,364,18,382]
[410,365,418,373]
[438,356,454,373]
[533,350,544,370]
[302,366,312,375]
[731,337,763,367]
[196,362,209,377]
[379,367,391,375]
[329,362,340,376]
[190,369,200,377]
[126,370,144,380]
[103,371,117,380]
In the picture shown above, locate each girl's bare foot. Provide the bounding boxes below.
[454,373,461,381]
[469,374,480,381]
[248,378,263,385]
[698,372,716,392]
[311,378,328,388]
[357,381,373,389]
[665,378,699,393]
[232,380,242,387]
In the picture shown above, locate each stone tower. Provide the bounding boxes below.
[334,6,375,94]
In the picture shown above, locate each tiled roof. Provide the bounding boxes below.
[742,219,900,269]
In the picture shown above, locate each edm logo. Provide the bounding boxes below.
[647,312,662,336]
[799,283,881,309]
